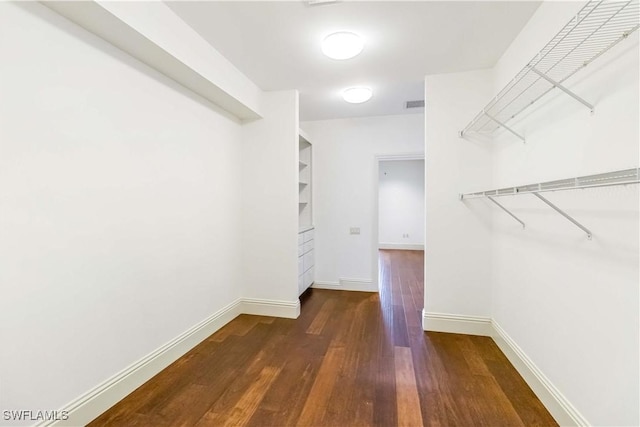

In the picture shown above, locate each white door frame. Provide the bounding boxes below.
[373,153,425,290]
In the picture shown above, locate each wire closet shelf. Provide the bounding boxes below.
[460,168,639,240]
[460,168,640,199]
[459,0,640,141]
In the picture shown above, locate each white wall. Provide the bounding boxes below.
[424,69,495,320]
[0,2,245,424]
[425,1,639,425]
[490,3,639,426]
[378,160,425,248]
[242,90,300,309]
[301,114,423,287]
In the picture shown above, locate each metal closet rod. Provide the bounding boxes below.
[459,168,640,240]
[460,168,639,200]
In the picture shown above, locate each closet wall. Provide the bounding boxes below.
[0,1,246,419]
[490,3,639,426]
[0,2,301,424]
[242,90,300,310]
[424,69,494,324]
[425,2,639,425]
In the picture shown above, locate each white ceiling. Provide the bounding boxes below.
[166,1,541,121]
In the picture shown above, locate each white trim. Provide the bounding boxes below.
[43,299,244,427]
[422,310,492,336]
[491,321,589,427]
[43,297,300,426]
[240,298,300,319]
[376,153,425,161]
[378,243,425,250]
[312,277,378,292]
[46,303,586,427]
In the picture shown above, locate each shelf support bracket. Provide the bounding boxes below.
[528,66,594,113]
[532,192,592,240]
[488,196,525,229]
[483,111,525,142]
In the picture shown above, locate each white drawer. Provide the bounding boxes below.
[298,256,304,274]
[303,250,314,272]
[297,233,304,245]
[303,229,314,242]
[304,266,314,288]
[303,240,313,254]
[298,244,304,257]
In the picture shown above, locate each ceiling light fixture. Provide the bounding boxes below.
[342,86,372,104]
[322,32,364,60]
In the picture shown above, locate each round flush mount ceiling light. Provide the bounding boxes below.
[342,86,373,104]
[322,32,364,60]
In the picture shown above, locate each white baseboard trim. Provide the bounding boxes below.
[491,321,588,427]
[46,303,587,427]
[378,243,425,250]
[422,310,492,336]
[44,299,244,427]
[422,311,588,426]
[240,298,300,319]
[312,277,378,292]
[45,296,301,426]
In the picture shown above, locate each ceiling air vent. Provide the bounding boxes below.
[405,100,425,109]
[308,0,339,5]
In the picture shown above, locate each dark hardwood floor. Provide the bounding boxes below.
[89,250,557,426]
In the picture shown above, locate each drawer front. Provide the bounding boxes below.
[298,243,304,257]
[303,229,314,242]
[298,256,304,274]
[304,266,314,288]
[303,250,314,272]
[297,233,304,245]
[298,275,304,295]
[302,240,313,255]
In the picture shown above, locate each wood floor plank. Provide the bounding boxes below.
[196,366,281,427]
[484,357,558,427]
[89,250,558,427]
[155,383,214,427]
[394,346,424,427]
[373,355,397,427]
[305,298,335,335]
[467,375,527,427]
[246,356,320,426]
[296,346,345,426]
[456,334,492,376]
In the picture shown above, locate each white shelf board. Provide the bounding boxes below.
[43,1,262,121]
[299,129,311,144]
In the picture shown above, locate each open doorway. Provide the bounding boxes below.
[373,155,425,292]
[378,159,425,251]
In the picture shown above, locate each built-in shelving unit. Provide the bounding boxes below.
[459,0,639,142]
[299,132,313,227]
[461,168,640,239]
[298,130,314,295]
